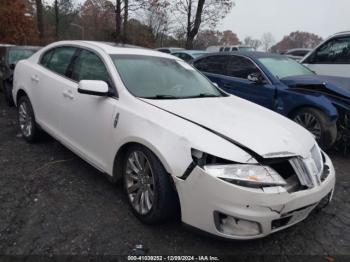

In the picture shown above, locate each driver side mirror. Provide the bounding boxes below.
[247,72,265,84]
[78,80,109,96]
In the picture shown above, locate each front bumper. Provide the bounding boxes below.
[174,153,335,240]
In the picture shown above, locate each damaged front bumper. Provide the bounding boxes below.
[174,152,335,240]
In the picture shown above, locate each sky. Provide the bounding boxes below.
[46,0,350,42]
[218,0,350,42]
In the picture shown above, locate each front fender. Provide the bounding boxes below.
[276,89,339,122]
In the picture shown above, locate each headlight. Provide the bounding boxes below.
[204,164,286,187]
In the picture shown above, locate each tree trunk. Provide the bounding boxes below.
[54,0,59,40]
[35,0,44,44]
[122,0,128,43]
[115,0,121,42]
[186,0,205,49]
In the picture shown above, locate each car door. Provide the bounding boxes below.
[303,36,350,77]
[60,48,118,172]
[220,55,275,109]
[33,46,78,137]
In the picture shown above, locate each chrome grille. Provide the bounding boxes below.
[289,158,314,188]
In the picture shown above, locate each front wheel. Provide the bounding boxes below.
[123,145,179,224]
[292,107,337,150]
[17,95,40,142]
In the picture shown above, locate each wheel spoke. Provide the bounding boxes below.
[127,182,140,193]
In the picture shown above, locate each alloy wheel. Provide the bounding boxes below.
[125,151,155,215]
[294,113,322,140]
[18,101,33,138]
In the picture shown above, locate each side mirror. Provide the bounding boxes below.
[78,80,108,96]
[247,73,265,84]
[9,63,16,70]
[213,82,219,88]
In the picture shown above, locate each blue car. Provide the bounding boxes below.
[192,52,350,150]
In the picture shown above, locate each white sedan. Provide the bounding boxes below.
[13,41,335,240]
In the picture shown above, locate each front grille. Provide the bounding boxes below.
[289,158,315,188]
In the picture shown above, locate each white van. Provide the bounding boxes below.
[206,45,254,52]
[302,31,350,77]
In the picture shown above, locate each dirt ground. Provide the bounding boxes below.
[0,95,349,257]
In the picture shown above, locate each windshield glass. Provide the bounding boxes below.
[111,55,223,99]
[258,56,314,79]
[8,49,36,64]
[192,52,207,58]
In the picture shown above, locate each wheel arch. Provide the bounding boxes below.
[287,103,338,122]
[111,141,174,184]
[16,89,28,106]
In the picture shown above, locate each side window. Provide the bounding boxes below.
[40,49,54,68]
[43,47,77,76]
[307,37,350,64]
[219,47,224,52]
[72,49,110,84]
[193,55,229,75]
[227,56,261,79]
[172,53,181,58]
[231,47,238,51]
[224,47,230,52]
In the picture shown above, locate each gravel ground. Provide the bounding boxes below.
[0,95,349,257]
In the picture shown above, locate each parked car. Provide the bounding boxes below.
[192,52,350,149]
[283,48,311,61]
[302,31,350,77]
[0,45,41,105]
[206,45,254,52]
[172,50,208,62]
[13,41,335,240]
[155,47,185,54]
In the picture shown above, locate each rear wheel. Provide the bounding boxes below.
[123,144,179,224]
[17,95,40,142]
[292,107,337,150]
[3,81,14,106]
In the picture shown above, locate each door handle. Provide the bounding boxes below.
[62,90,74,99]
[31,75,39,82]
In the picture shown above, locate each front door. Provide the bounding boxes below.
[60,48,118,172]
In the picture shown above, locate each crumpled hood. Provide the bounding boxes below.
[142,96,315,158]
[280,75,350,100]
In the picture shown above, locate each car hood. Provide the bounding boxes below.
[280,75,350,100]
[142,96,315,159]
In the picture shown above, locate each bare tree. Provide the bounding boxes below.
[35,0,44,43]
[244,36,261,50]
[173,0,234,49]
[261,32,275,52]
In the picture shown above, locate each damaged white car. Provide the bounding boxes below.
[13,41,335,239]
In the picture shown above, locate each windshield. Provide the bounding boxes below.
[258,56,314,79]
[8,49,36,64]
[111,55,223,99]
[192,52,207,58]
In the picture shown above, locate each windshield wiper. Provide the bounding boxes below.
[140,95,180,99]
[186,93,221,98]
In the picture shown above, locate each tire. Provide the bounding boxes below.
[3,81,14,107]
[17,95,40,143]
[292,107,337,150]
[123,144,179,224]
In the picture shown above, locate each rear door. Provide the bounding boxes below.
[60,48,118,171]
[33,46,78,137]
[303,36,350,77]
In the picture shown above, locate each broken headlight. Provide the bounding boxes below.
[204,164,286,188]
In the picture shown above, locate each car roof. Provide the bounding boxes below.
[40,41,180,60]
